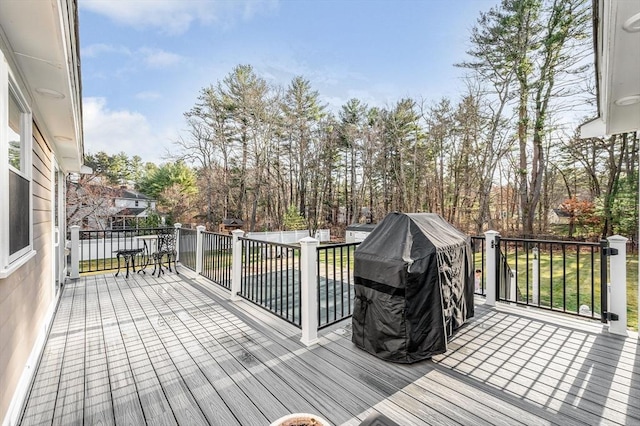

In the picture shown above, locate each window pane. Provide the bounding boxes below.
[9,170,30,255]
[8,91,22,170]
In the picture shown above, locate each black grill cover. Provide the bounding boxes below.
[352,212,474,363]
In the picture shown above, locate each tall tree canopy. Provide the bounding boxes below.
[157,1,635,241]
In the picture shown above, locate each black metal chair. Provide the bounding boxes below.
[152,231,178,276]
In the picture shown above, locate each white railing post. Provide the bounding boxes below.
[300,236,319,346]
[484,230,499,307]
[607,235,628,336]
[70,225,80,279]
[231,230,245,301]
[174,223,182,262]
[195,225,205,274]
[532,247,539,305]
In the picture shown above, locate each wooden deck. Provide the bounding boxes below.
[18,269,640,425]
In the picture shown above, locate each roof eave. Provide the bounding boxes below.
[580,0,640,138]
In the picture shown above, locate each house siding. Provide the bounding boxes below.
[115,198,150,208]
[0,126,54,424]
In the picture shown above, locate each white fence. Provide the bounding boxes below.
[245,229,330,244]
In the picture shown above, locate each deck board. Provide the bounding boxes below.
[84,275,115,426]
[19,270,640,426]
[51,280,85,426]
[167,277,356,425]
[20,281,76,426]
[105,276,177,425]
[127,277,262,425]
[97,273,147,425]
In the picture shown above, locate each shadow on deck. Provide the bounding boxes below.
[18,270,640,425]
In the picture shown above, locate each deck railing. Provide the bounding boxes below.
[317,242,359,329]
[70,226,173,274]
[238,237,302,327]
[178,227,197,271]
[496,236,605,321]
[69,226,629,341]
[201,231,233,289]
[471,236,485,295]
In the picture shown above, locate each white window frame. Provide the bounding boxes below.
[0,54,35,278]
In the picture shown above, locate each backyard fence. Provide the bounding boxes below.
[245,229,331,244]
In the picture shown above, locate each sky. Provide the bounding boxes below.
[79,0,503,164]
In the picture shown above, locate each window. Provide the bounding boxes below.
[1,59,34,276]
[7,88,30,260]
[8,92,20,170]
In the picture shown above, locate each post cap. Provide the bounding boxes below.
[607,235,628,243]
[299,236,319,245]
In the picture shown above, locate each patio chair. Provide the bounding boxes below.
[152,231,178,276]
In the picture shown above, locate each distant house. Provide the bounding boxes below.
[548,208,571,225]
[67,180,160,230]
[345,223,377,243]
[110,187,158,229]
[218,218,244,234]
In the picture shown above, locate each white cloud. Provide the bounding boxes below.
[81,43,131,58]
[82,43,182,69]
[83,97,173,163]
[135,91,162,101]
[81,0,279,35]
[139,48,183,68]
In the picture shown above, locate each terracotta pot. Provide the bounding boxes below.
[270,413,330,426]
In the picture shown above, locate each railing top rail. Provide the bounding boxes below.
[77,227,174,239]
[79,227,172,232]
[202,231,232,237]
[238,236,299,249]
[498,236,601,246]
[317,242,360,250]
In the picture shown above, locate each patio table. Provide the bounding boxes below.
[133,234,160,273]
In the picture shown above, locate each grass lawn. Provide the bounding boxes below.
[318,245,357,269]
[627,257,638,330]
[79,256,121,273]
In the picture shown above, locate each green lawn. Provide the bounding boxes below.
[202,250,231,269]
[318,245,357,269]
[79,256,121,273]
[627,257,638,330]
